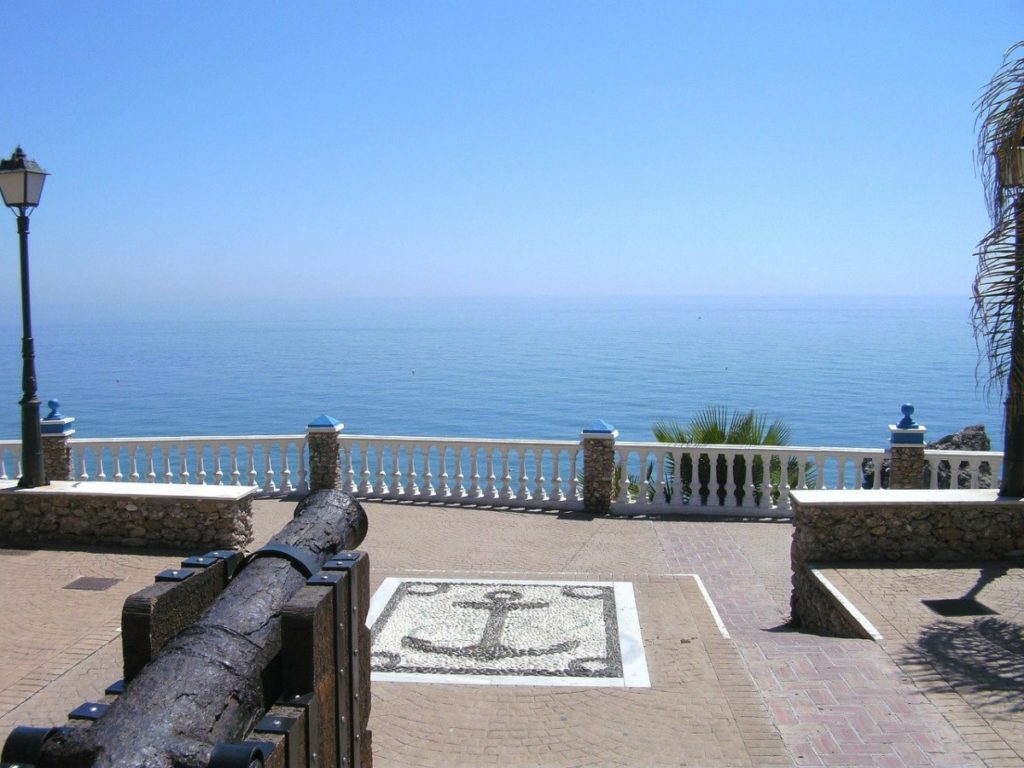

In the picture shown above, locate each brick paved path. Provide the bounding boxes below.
[653,520,989,767]
[821,565,1023,767]
[0,500,1019,767]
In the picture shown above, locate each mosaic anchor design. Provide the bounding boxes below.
[401,587,581,660]
[368,579,649,686]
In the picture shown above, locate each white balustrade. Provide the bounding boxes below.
[64,436,308,497]
[612,442,894,517]
[336,436,583,510]
[0,435,1002,512]
[0,441,21,481]
[923,449,1000,490]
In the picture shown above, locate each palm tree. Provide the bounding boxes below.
[973,42,1024,496]
[651,407,802,506]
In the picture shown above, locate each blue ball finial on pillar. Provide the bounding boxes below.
[45,399,62,420]
[897,403,918,430]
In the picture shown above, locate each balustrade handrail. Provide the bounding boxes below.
[617,440,887,454]
[339,434,581,448]
[0,433,1005,512]
[70,434,306,444]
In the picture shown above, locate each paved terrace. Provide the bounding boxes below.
[0,499,1021,767]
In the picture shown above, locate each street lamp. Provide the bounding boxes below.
[0,146,49,487]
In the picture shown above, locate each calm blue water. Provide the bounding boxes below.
[0,296,1005,451]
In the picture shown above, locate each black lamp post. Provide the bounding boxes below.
[0,146,49,488]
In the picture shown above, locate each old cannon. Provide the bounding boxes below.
[1,489,372,768]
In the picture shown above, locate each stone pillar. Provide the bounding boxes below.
[889,403,926,489]
[581,420,618,515]
[306,414,344,491]
[40,399,75,481]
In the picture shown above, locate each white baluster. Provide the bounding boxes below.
[79,447,90,481]
[616,449,630,504]
[96,447,108,481]
[746,451,759,506]
[214,445,225,486]
[421,445,435,498]
[280,441,293,493]
[406,447,418,497]
[247,449,258,488]
[230,448,242,486]
[775,452,790,509]
[438,447,451,498]
[375,447,388,495]
[469,448,482,499]
[262,443,277,493]
[533,448,546,501]
[196,445,207,485]
[390,444,403,496]
[721,451,735,506]
[453,447,467,498]
[179,445,191,485]
[362,444,374,499]
[551,448,564,502]
[113,450,124,482]
[500,449,513,500]
[795,452,807,491]
[516,449,530,501]
[657,449,670,505]
[638,451,653,506]
[485,450,497,499]
[837,456,847,489]
[568,449,579,501]
[130,448,141,483]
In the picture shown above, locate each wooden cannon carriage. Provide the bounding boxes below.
[1,489,372,768]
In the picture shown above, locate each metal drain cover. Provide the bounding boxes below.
[63,577,122,591]
[922,598,998,617]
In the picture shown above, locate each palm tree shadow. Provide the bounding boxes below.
[902,565,1024,713]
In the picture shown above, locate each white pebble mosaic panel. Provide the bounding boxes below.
[367,578,650,687]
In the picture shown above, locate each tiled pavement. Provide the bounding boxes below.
[0,499,1021,766]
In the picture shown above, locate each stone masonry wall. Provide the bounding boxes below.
[42,435,74,482]
[0,489,254,550]
[790,491,1024,635]
[307,431,342,491]
[889,445,925,490]
[790,572,869,639]
[582,437,615,515]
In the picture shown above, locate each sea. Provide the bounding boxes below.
[0,295,1006,452]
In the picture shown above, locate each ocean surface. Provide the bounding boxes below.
[0,296,1006,452]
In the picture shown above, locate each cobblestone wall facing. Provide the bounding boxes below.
[42,434,74,482]
[889,445,925,489]
[582,437,616,515]
[790,491,1024,635]
[0,488,254,550]
[790,571,869,639]
[307,431,342,490]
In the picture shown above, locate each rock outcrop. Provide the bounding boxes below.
[862,424,993,489]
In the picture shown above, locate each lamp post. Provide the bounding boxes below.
[0,146,49,488]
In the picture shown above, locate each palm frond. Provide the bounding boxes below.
[651,419,689,444]
[973,41,1024,400]
[687,406,729,443]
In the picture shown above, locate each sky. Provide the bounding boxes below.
[0,1,1020,312]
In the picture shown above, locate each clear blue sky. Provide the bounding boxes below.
[0,1,1019,311]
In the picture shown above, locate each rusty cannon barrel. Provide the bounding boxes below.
[4,489,371,768]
